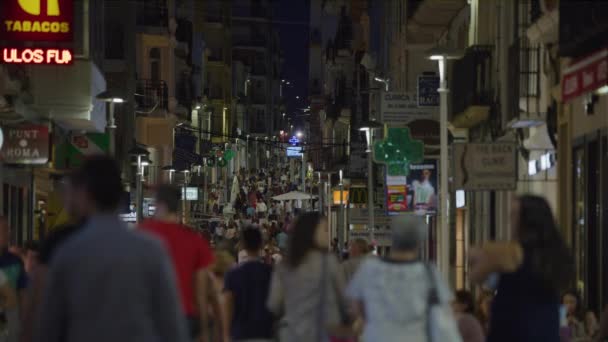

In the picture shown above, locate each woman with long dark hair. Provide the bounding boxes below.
[267,212,351,341]
[470,195,574,341]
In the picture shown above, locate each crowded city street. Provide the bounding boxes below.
[0,0,607,341]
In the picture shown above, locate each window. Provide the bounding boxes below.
[150,48,161,81]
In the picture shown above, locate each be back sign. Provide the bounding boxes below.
[0,0,73,42]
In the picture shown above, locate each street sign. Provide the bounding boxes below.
[381,92,437,125]
[0,124,49,164]
[417,74,440,107]
[454,143,517,190]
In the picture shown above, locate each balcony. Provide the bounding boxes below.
[136,0,168,28]
[135,79,168,112]
[450,45,493,128]
[507,37,543,127]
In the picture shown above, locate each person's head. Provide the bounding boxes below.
[562,290,583,318]
[286,212,327,268]
[349,238,369,258]
[453,290,475,314]
[422,169,431,181]
[0,217,9,249]
[70,156,124,215]
[241,228,263,254]
[154,184,181,219]
[512,195,573,292]
[390,215,426,253]
[211,250,235,279]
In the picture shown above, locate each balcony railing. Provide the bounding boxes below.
[135,79,168,111]
[451,45,493,117]
[507,37,540,122]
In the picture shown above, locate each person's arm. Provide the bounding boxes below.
[151,246,189,342]
[266,267,283,316]
[223,290,234,341]
[33,257,67,342]
[195,269,211,342]
[469,241,524,283]
[19,265,45,342]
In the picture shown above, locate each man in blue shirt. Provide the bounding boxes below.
[224,228,274,341]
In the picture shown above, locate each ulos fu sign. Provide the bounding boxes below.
[0,0,73,42]
[0,125,49,165]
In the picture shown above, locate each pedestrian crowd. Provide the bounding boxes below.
[0,156,605,341]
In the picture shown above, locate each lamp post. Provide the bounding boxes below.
[327,172,332,250]
[181,169,190,224]
[338,169,344,254]
[246,135,250,171]
[358,120,383,244]
[317,171,323,213]
[129,144,150,222]
[162,165,176,184]
[202,157,208,213]
[426,46,464,277]
[96,90,125,157]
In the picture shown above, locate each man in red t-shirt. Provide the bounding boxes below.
[140,185,220,342]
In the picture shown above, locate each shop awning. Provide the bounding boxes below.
[562,48,608,103]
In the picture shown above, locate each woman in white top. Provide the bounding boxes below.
[346,215,461,342]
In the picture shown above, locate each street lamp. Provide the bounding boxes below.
[338,169,345,253]
[181,169,191,224]
[96,90,125,157]
[373,77,390,92]
[358,120,383,245]
[128,143,150,222]
[426,45,464,277]
[162,165,176,184]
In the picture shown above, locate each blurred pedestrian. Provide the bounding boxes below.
[34,156,188,342]
[23,241,39,276]
[267,212,353,341]
[209,250,235,342]
[21,174,88,342]
[140,184,219,341]
[0,218,27,342]
[276,228,289,253]
[341,238,369,283]
[453,290,485,342]
[224,228,274,342]
[562,290,586,341]
[470,195,573,342]
[346,215,460,342]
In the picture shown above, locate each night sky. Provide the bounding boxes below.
[273,0,310,120]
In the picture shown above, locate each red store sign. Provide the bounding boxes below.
[1,47,73,65]
[0,0,73,42]
[562,49,608,103]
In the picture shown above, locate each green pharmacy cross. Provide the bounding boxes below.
[373,127,424,176]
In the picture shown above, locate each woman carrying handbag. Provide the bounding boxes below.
[267,213,356,342]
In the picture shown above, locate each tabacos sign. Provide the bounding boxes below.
[0,0,73,42]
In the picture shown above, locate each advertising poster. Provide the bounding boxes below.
[386,175,408,213]
[386,159,438,215]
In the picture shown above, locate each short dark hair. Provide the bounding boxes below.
[155,184,181,213]
[71,156,123,212]
[241,228,263,252]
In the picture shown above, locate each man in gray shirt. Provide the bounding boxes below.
[34,156,188,342]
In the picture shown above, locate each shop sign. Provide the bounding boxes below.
[0,0,74,42]
[454,143,517,190]
[1,47,73,65]
[332,190,349,205]
[0,124,49,164]
[381,92,438,125]
[417,74,440,107]
[562,48,608,103]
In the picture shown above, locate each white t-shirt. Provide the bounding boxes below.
[346,258,454,342]
[257,202,268,213]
